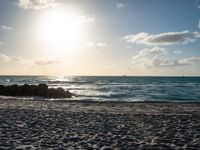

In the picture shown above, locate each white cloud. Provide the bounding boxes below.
[17,0,32,9]
[198,20,200,28]
[131,47,199,68]
[179,57,200,65]
[17,0,61,10]
[174,50,182,54]
[124,31,200,45]
[132,47,171,67]
[97,42,107,47]
[85,41,107,48]
[116,3,126,10]
[1,25,13,31]
[151,57,181,67]
[0,42,3,45]
[34,58,60,66]
[132,47,165,60]
[0,53,10,62]
[0,53,32,64]
[136,47,165,56]
[11,56,32,64]
[79,15,95,24]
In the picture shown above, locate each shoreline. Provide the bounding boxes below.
[0,98,200,114]
[1,96,200,103]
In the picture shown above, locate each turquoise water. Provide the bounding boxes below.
[0,76,200,102]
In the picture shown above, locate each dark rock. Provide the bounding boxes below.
[4,85,20,96]
[36,84,48,96]
[0,84,74,98]
[0,85,5,95]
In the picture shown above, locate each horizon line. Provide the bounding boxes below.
[0,75,200,77]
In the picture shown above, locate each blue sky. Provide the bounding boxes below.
[0,0,200,75]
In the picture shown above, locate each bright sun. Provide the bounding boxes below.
[37,9,84,54]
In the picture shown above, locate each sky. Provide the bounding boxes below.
[0,0,200,76]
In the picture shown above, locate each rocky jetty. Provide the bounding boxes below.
[0,84,74,98]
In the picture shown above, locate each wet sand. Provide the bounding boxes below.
[0,99,200,149]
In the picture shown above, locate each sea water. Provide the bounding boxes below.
[0,76,200,102]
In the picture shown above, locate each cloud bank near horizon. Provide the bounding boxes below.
[132,47,200,68]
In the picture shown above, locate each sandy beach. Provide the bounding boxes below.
[0,99,199,149]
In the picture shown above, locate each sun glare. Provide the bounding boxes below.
[37,9,84,54]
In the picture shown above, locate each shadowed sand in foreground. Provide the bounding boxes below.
[0,99,200,149]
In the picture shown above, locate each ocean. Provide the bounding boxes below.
[0,76,200,102]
